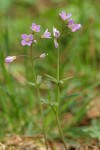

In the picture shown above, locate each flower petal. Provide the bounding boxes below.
[21,34,27,40]
[21,40,27,46]
[27,41,32,46]
[59,11,72,20]
[32,23,36,28]
[66,13,72,19]
[28,34,33,40]
[36,25,41,32]
[71,24,82,32]
[42,29,51,38]
[68,18,74,25]
[53,27,60,38]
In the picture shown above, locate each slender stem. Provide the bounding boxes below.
[16,55,40,60]
[60,31,72,37]
[57,47,60,82]
[16,55,31,57]
[60,25,68,36]
[55,112,68,149]
[30,46,48,150]
[56,46,68,150]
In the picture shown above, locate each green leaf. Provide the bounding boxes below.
[36,75,42,85]
[44,74,57,83]
[50,101,58,106]
[41,98,58,106]
[0,85,12,97]
[59,76,73,84]
[66,93,80,98]
[27,82,36,86]
[41,98,49,104]
[83,120,100,140]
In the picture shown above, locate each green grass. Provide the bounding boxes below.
[0,0,100,141]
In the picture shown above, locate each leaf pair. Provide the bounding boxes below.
[41,98,58,107]
[27,75,42,86]
[45,74,73,84]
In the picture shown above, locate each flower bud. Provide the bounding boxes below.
[5,56,16,63]
[40,53,48,58]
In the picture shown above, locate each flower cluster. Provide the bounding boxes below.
[21,11,81,48]
[59,11,81,32]
[5,11,81,63]
[68,19,81,32]
[51,11,81,48]
[21,23,51,47]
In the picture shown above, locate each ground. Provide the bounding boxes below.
[0,135,100,150]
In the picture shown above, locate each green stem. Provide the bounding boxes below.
[31,46,48,150]
[57,46,59,82]
[56,46,68,150]
[55,111,68,150]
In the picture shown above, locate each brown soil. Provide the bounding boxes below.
[0,135,100,150]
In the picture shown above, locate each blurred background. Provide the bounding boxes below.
[0,0,100,141]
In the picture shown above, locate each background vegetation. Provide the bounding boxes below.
[0,0,100,142]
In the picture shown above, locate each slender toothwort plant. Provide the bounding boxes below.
[50,11,81,150]
[5,11,81,150]
[30,44,49,150]
[5,24,51,150]
[20,24,51,150]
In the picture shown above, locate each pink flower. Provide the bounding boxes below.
[54,38,58,48]
[59,11,72,21]
[41,29,51,38]
[71,24,81,32]
[53,27,60,38]
[68,19,81,32]
[53,27,60,48]
[30,23,41,32]
[21,34,33,46]
[5,56,16,63]
[68,18,74,25]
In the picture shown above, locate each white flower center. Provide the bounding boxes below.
[34,26,37,31]
[26,38,30,42]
